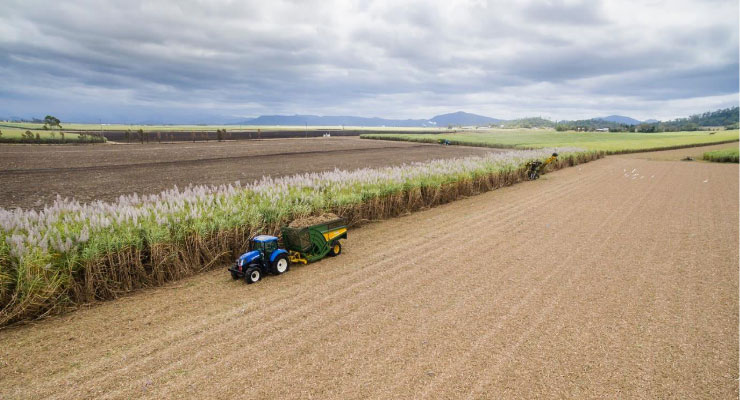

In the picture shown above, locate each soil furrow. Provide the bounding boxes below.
[0,153,736,399]
[415,162,655,398]
[59,164,605,398]
[140,172,609,399]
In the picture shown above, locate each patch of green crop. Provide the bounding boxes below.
[703,147,739,163]
[361,129,739,154]
[0,128,94,143]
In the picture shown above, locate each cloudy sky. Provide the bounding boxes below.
[1,0,737,123]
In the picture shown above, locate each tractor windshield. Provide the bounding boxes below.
[264,240,277,255]
[249,240,264,252]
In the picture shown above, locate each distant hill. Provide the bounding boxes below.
[10,107,736,128]
[243,108,738,128]
[503,117,556,128]
[643,106,739,132]
[243,114,433,127]
[683,107,738,127]
[594,115,642,125]
[243,111,504,127]
[429,111,502,126]
[555,106,740,132]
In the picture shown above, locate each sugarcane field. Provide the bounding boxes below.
[1,1,738,399]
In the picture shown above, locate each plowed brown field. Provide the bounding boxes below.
[0,151,737,399]
[0,137,501,209]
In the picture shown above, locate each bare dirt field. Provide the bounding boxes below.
[0,137,500,208]
[0,151,737,399]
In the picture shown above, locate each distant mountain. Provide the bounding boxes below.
[243,114,433,127]
[430,111,502,126]
[8,107,735,127]
[685,107,738,126]
[594,115,642,125]
[242,111,504,127]
[656,106,739,129]
[0,116,42,123]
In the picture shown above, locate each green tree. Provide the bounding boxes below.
[44,115,62,130]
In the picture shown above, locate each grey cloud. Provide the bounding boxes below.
[520,0,607,25]
[585,63,740,100]
[0,0,737,122]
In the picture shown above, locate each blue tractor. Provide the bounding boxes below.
[228,235,290,284]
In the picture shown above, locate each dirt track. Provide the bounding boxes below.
[0,138,499,208]
[0,152,737,399]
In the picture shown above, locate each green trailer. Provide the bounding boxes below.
[281,218,348,264]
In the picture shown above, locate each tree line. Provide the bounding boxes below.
[555,107,739,132]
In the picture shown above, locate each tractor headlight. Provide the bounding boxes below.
[238,259,244,267]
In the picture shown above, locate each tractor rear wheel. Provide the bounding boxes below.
[329,241,342,256]
[245,267,261,284]
[271,255,290,275]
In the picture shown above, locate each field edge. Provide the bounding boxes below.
[0,151,603,328]
[359,133,739,154]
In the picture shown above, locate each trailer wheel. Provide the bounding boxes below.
[245,267,261,284]
[329,241,342,256]
[271,255,290,275]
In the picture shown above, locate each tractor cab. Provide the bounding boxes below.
[249,235,279,258]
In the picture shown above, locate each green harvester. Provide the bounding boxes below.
[281,218,348,264]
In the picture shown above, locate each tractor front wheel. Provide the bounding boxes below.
[245,267,261,284]
[329,241,342,256]
[271,255,290,275]
[230,271,240,280]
